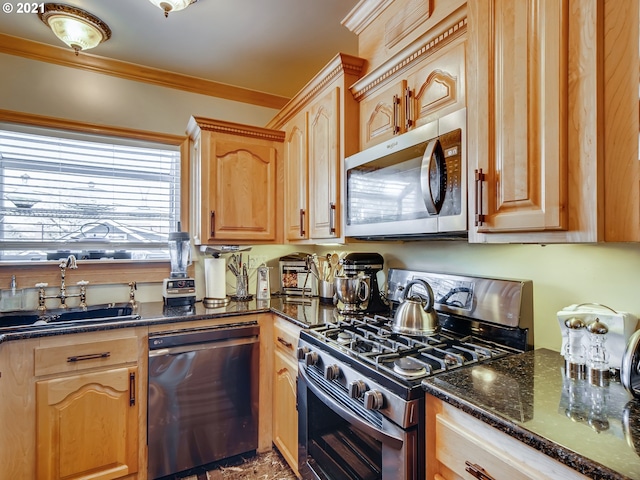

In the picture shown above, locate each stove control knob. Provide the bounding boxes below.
[324,364,341,381]
[304,351,319,367]
[297,346,309,361]
[348,380,367,399]
[364,390,384,410]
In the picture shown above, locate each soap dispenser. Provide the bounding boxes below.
[0,275,24,312]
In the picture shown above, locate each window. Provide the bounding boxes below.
[0,124,181,261]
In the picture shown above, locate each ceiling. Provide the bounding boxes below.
[0,0,361,99]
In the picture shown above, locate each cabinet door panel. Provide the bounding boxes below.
[37,366,138,480]
[309,87,340,239]
[360,80,406,150]
[471,0,568,234]
[212,139,277,241]
[409,41,466,130]
[284,111,309,241]
[273,351,298,475]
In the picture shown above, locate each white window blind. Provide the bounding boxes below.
[0,125,181,261]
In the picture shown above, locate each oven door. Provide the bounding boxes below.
[298,365,422,480]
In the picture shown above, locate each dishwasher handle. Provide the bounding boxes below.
[149,322,259,350]
[149,334,258,357]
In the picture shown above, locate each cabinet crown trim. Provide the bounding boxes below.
[267,53,366,129]
[351,14,466,101]
[188,117,285,142]
[341,0,394,35]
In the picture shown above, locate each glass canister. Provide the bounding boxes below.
[564,317,587,379]
[586,318,610,387]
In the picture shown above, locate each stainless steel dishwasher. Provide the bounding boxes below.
[147,322,259,479]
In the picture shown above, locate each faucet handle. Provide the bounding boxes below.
[77,280,89,286]
[35,282,48,288]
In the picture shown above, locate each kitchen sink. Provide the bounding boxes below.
[0,303,140,331]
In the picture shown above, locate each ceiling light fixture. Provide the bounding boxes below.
[148,0,198,18]
[38,3,111,56]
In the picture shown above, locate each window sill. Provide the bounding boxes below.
[0,259,174,288]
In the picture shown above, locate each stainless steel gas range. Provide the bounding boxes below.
[297,269,534,480]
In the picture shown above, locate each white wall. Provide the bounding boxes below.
[0,54,278,135]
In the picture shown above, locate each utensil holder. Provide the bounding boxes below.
[319,280,335,304]
[232,272,252,301]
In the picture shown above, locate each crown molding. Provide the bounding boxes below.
[342,0,394,35]
[188,116,285,142]
[0,108,185,145]
[0,33,289,110]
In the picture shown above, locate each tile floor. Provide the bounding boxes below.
[175,448,297,480]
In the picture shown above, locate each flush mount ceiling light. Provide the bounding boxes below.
[38,3,111,56]
[148,0,198,18]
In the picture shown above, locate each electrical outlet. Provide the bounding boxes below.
[248,255,267,269]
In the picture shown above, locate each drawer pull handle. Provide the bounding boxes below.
[67,352,110,363]
[277,336,293,349]
[465,461,495,480]
[129,372,136,406]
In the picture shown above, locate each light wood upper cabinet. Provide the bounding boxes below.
[267,53,365,243]
[187,118,285,245]
[283,111,309,241]
[352,14,467,151]
[468,0,568,238]
[308,87,340,239]
[467,0,640,243]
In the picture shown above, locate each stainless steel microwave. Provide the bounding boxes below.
[344,108,467,239]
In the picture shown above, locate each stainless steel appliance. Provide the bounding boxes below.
[340,252,390,314]
[280,252,318,296]
[297,269,533,480]
[344,109,466,239]
[162,229,196,306]
[148,322,259,479]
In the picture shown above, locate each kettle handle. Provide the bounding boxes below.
[403,279,435,311]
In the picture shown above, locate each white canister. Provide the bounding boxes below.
[256,265,271,300]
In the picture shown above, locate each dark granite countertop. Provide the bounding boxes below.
[423,348,640,480]
[0,295,336,343]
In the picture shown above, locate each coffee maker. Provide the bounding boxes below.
[340,252,389,314]
[162,228,196,306]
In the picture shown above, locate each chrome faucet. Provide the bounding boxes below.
[36,255,88,311]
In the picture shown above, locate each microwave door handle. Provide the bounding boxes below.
[420,138,445,215]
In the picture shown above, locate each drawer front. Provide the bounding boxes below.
[273,319,300,360]
[35,337,138,377]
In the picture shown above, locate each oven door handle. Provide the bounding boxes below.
[299,365,404,450]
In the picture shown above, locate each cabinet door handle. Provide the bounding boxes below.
[465,461,495,480]
[129,372,136,406]
[405,86,413,130]
[474,169,486,226]
[329,202,336,235]
[67,352,110,363]
[392,94,401,134]
[299,209,306,237]
[277,336,293,349]
[210,211,216,237]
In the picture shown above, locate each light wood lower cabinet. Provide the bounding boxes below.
[0,329,145,480]
[426,395,588,480]
[37,366,139,480]
[272,317,301,476]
